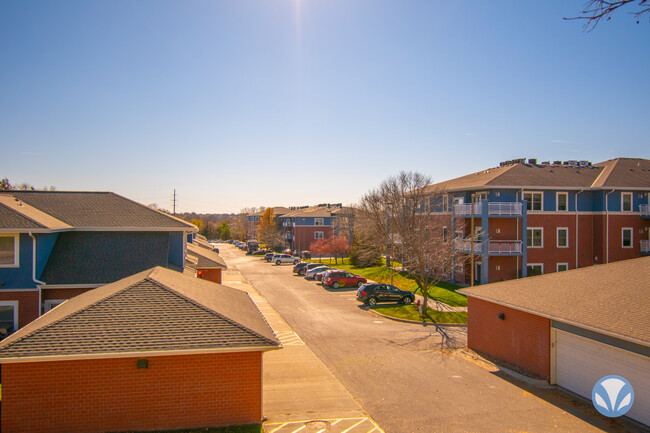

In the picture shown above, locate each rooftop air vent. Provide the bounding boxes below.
[553,160,562,165]
[528,158,537,164]
[541,161,550,165]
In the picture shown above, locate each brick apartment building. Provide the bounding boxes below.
[278,204,352,252]
[423,157,649,284]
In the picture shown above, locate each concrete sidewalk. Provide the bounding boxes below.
[221,267,376,428]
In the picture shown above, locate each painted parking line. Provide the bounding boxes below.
[275,330,305,346]
[265,417,383,433]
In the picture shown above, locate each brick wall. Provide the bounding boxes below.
[197,268,222,284]
[294,226,333,251]
[1,352,263,433]
[0,290,39,329]
[467,297,550,380]
[41,287,93,301]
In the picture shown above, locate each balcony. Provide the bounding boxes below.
[454,202,523,217]
[641,204,650,218]
[488,202,523,216]
[453,238,483,254]
[286,234,294,241]
[488,240,523,255]
[454,203,482,216]
[641,240,650,255]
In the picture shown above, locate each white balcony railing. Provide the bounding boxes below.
[488,202,523,216]
[453,238,483,254]
[454,203,482,216]
[488,240,523,254]
[641,204,650,217]
[641,240,650,254]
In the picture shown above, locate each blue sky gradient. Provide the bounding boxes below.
[1,1,648,212]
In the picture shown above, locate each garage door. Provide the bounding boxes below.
[554,329,650,426]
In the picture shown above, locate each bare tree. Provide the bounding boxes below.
[359,172,451,312]
[566,0,650,30]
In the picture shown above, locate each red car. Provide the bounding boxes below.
[323,271,367,289]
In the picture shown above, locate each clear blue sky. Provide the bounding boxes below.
[1,1,648,213]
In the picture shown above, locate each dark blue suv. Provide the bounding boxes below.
[356,283,415,306]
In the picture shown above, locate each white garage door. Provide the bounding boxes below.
[555,329,650,426]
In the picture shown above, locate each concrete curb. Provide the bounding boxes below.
[367,307,468,327]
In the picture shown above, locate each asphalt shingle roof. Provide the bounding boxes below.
[40,232,170,285]
[0,203,44,229]
[0,267,280,360]
[186,243,227,269]
[1,191,195,229]
[458,257,650,345]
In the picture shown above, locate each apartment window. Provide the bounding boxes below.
[557,192,568,211]
[0,301,18,336]
[523,192,543,211]
[442,226,448,244]
[557,227,569,248]
[453,197,464,205]
[0,235,19,267]
[442,195,449,212]
[314,218,324,226]
[557,263,569,272]
[44,299,66,313]
[527,228,543,247]
[314,231,324,240]
[622,192,633,212]
[527,264,543,276]
[621,228,633,248]
[474,192,488,202]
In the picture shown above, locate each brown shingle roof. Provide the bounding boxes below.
[425,158,649,192]
[0,267,279,361]
[0,195,72,230]
[186,243,227,269]
[0,191,196,230]
[458,257,650,345]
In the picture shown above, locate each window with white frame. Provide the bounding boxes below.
[442,194,449,212]
[523,192,543,211]
[556,227,569,248]
[527,228,543,247]
[474,192,488,202]
[557,263,569,272]
[557,192,568,211]
[453,196,464,205]
[314,218,324,226]
[0,301,18,336]
[622,192,633,212]
[0,234,19,267]
[527,264,543,276]
[442,226,448,244]
[44,299,66,313]
[622,228,633,248]
[314,231,324,239]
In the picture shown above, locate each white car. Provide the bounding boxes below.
[273,254,299,265]
[305,265,333,279]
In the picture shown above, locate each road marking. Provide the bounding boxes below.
[275,330,305,346]
[265,418,383,433]
[372,320,383,324]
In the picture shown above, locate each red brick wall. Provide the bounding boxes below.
[1,352,263,433]
[0,290,39,329]
[488,256,519,283]
[41,288,94,302]
[294,226,333,251]
[605,214,650,263]
[467,297,550,380]
[197,268,222,284]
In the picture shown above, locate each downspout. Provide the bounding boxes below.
[605,189,615,263]
[29,232,46,317]
[518,188,524,277]
[575,189,584,269]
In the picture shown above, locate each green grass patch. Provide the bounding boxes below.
[307,258,467,307]
[148,425,262,433]
[372,304,467,324]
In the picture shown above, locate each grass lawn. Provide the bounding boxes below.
[372,304,467,324]
[308,258,467,307]
[149,425,262,433]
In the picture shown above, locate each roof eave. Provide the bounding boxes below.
[0,344,282,364]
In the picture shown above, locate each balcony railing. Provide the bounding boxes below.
[453,238,483,254]
[641,204,650,217]
[488,240,523,254]
[641,240,650,254]
[488,202,523,216]
[454,203,482,216]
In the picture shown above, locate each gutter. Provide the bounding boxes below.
[29,231,46,317]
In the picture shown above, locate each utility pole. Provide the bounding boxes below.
[172,189,177,215]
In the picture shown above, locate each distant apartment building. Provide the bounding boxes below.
[278,204,352,252]
[423,157,650,285]
[247,207,289,239]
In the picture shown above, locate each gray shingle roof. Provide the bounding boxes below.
[1,191,195,230]
[458,257,650,345]
[186,243,227,269]
[0,267,280,360]
[40,232,170,285]
[0,203,44,229]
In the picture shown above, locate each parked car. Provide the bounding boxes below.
[251,249,267,256]
[265,252,275,262]
[305,266,332,279]
[356,283,414,306]
[293,262,324,276]
[273,254,300,265]
[323,271,367,289]
[314,268,338,281]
